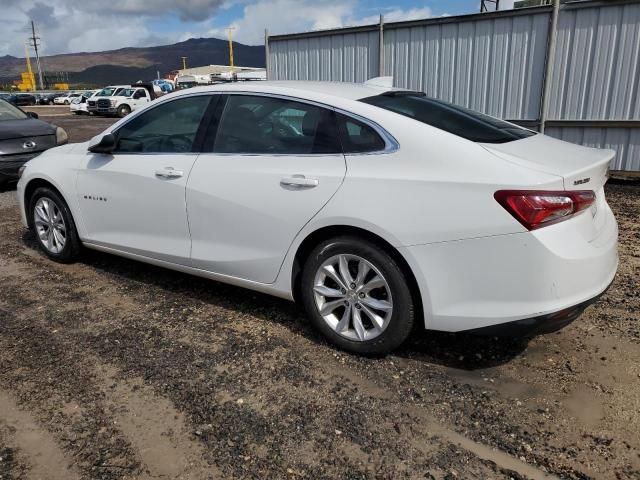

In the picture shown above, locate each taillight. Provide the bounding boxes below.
[494,190,595,230]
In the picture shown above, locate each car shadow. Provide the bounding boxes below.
[21,230,530,369]
[395,328,530,370]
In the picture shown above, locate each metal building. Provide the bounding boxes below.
[266,0,640,172]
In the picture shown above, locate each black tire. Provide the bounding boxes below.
[28,187,81,263]
[117,105,131,117]
[300,236,415,355]
[64,100,69,105]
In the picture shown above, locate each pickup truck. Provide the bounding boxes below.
[93,84,157,117]
[87,85,129,115]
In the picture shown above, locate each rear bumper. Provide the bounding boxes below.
[400,203,618,333]
[463,281,611,337]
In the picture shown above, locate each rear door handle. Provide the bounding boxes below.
[155,167,183,179]
[280,175,319,189]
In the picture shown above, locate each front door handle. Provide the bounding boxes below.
[280,175,319,189]
[155,167,183,179]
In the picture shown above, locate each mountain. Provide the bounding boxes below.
[0,38,265,87]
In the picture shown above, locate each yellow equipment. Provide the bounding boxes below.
[17,44,36,91]
[227,27,235,68]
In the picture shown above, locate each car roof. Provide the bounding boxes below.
[176,81,402,103]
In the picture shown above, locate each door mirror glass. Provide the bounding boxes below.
[88,133,116,154]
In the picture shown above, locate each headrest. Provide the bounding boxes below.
[302,110,320,136]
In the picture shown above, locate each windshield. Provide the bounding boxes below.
[360,93,535,144]
[0,99,28,121]
[97,87,124,97]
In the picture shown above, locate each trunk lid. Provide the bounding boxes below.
[482,133,615,241]
[481,133,613,191]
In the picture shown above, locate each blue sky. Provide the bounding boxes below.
[0,0,515,57]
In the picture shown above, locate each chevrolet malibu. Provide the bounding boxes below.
[17,80,618,354]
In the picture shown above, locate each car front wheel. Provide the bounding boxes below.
[117,105,131,117]
[29,187,81,263]
[300,236,415,355]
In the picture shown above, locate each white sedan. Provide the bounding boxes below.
[53,93,81,105]
[16,80,618,354]
[69,91,99,115]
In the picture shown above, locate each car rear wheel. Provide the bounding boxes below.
[117,105,131,117]
[29,187,81,263]
[300,236,415,355]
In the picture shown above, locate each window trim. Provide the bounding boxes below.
[201,91,399,157]
[108,92,220,156]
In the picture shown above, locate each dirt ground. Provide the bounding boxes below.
[0,108,639,480]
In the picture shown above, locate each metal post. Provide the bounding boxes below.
[539,0,560,134]
[264,29,270,79]
[378,15,384,77]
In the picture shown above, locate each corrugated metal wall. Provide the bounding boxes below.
[269,30,379,83]
[382,12,549,120]
[267,1,640,171]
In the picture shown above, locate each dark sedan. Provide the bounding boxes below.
[38,92,65,105]
[0,99,68,185]
[4,93,38,106]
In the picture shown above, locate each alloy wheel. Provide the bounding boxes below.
[313,254,393,342]
[34,197,66,254]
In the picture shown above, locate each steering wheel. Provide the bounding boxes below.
[161,134,192,153]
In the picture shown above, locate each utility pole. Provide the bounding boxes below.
[29,20,44,90]
[227,27,236,68]
[181,56,188,70]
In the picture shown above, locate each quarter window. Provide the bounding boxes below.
[336,113,386,153]
[213,95,341,155]
[114,95,212,153]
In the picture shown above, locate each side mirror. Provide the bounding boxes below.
[27,111,39,119]
[88,133,116,154]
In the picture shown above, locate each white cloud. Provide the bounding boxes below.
[1,0,236,57]
[354,7,434,26]
[0,0,435,55]
[193,0,433,45]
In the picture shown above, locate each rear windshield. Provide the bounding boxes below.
[360,93,535,144]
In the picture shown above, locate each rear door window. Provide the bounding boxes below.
[212,95,341,155]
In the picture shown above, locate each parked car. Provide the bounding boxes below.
[38,92,65,105]
[53,93,81,105]
[16,80,618,354]
[93,84,156,117]
[0,99,67,185]
[5,93,37,106]
[70,91,99,115]
[87,85,130,115]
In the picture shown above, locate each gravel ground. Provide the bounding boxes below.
[0,112,639,480]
